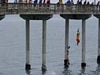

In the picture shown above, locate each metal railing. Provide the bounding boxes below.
[0,3,100,15]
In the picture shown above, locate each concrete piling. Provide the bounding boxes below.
[97,18,100,65]
[20,14,52,71]
[25,19,31,70]
[64,19,70,68]
[81,19,86,69]
[94,15,100,65]
[41,20,47,72]
[60,14,91,69]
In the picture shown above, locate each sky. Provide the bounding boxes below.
[8,0,99,4]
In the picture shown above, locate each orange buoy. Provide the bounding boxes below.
[76,29,80,45]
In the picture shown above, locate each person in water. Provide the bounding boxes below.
[76,29,80,45]
[64,46,70,68]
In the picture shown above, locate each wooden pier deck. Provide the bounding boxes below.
[0,3,99,15]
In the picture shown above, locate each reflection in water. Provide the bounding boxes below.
[24,66,100,75]
[79,69,86,75]
[62,69,72,75]
[62,68,86,75]
[26,70,31,75]
[42,71,46,75]
[95,65,100,75]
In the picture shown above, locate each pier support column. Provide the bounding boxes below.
[41,20,47,72]
[60,14,91,70]
[81,19,86,69]
[25,19,31,70]
[97,18,100,65]
[20,14,53,71]
[64,19,70,68]
[93,15,100,65]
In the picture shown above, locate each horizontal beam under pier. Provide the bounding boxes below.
[94,14,100,18]
[0,15,5,20]
[20,14,53,20]
[60,14,91,20]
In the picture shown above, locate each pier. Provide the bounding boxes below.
[0,3,100,71]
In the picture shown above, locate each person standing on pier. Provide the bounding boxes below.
[14,0,17,3]
[43,0,46,4]
[34,0,38,6]
[39,0,42,6]
[46,0,50,7]
[29,0,32,3]
[59,0,62,4]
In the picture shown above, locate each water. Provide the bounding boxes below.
[0,15,99,75]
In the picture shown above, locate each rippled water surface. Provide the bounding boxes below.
[0,15,99,75]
